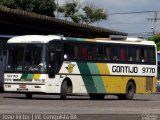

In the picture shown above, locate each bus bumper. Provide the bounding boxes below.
[3,83,45,93]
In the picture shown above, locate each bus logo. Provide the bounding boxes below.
[66,64,75,73]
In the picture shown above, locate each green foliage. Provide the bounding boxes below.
[64,2,78,17]
[57,6,65,13]
[148,35,160,51]
[0,0,56,17]
[0,0,107,23]
[82,6,107,24]
[58,1,107,24]
[148,35,160,43]
[157,43,160,51]
[32,0,56,17]
[0,0,17,8]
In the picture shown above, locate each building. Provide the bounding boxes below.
[0,5,127,38]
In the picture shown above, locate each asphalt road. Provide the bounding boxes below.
[0,93,160,120]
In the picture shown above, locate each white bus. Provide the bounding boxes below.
[3,35,157,100]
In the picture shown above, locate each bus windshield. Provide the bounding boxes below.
[5,44,47,72]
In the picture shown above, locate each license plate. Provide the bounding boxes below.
[18,84,28,91]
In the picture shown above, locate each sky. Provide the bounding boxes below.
[58,0,160,36]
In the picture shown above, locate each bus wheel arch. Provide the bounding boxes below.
[60,77,73,100]
[118,79,136,100]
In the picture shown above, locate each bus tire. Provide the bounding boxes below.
[60,79,73,100]
[118,81,135,100]
[89,94,105,100]
[26,93,32,99]
[60,80,67,100]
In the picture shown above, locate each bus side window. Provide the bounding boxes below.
[119,48,125,61]
[88,46,96,60]
[64,44,78,60]
[149,48,156,63]
[127,47,136,62]
[104,47,111,60]
[74,46,78,59]
[80,45,96,60]
[111,47,119,61]
[141,48,148,62]
[81,47,87,59]
[97,45,104,60]
[135,48,140,62]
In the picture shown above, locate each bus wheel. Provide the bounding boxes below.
[60,80,67,100]
[89,94,105,100]
[60,79,73,100]
[26,93,32,99]
[118,81,135,100]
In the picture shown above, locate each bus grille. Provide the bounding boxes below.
[146,77,153,92]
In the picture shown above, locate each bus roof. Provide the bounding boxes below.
[66,37,155,46]
[7,35,63,43]
[7,35,155,46]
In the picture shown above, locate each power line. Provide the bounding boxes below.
[106,21,144,24]
[109,11,160,15]
[108,11,160,35]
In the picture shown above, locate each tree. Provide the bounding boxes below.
[0,0,107,24]
[148,34,160,51]
[0,0,56,17]
[82,5,107,24]
[58,0,107,24]
[0,0,17,9]
[32,0,56,17]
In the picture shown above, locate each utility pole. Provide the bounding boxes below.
[147,12,160,35]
